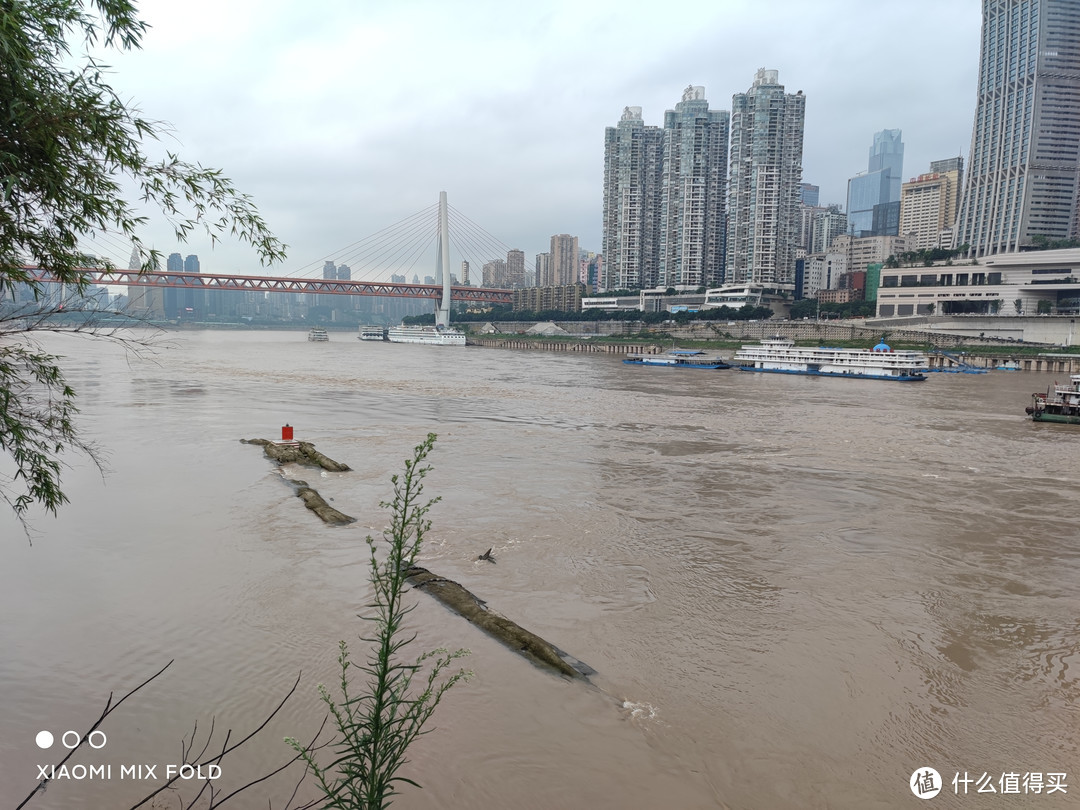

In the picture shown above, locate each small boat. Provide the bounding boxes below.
[623,349,730,369]
[307,328,329,342]
[358,325,386,341]
[733,336,928,381]
[1026,375,1080,424]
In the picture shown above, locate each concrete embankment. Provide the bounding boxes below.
[927,353,1080,373]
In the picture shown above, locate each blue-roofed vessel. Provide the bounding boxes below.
[733,336,927,381]
[623,349,731,369]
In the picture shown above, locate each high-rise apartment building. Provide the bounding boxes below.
[506,249,526,289]
[956,0,1080,256]
[482,259,507,288]
[461,261,470,286]
[810,206,848,255]
[727,69,805,285]
[658,86,729,288]
[550,234,579,287]
[899,159,963,251]
[534,252,552,288]
[602,107,664,291]
[846,129,904,236]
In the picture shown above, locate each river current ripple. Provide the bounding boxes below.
[1,330,1077,809]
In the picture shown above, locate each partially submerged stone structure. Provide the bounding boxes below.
[405,565,592,680]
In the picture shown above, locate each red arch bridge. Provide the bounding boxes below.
[22,267,513,306]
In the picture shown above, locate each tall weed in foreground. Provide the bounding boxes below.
[289,433,470,809]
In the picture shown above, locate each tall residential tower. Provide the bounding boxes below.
[956,0,1080,256]
[602,107,663,290]
[727,69,806,286]
[658,86,729,288]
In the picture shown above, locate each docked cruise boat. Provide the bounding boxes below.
[1026,375,1080,424]
[307,327,329,342]
[386,323,466,346]
[623,349,730,369]
[358,325,386,341]
[733,336,928,381]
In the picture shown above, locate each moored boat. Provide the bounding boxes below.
[733,336,927,381]
[1026,375,1080,424]
[358,325,386,341]
[623,349,730,369]
[307,328,329,342]
[386,324,466,346]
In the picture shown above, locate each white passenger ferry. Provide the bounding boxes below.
[386,324,466,346]
[358,325,386,341]
[307,328,329,342]
[733,336,928,381]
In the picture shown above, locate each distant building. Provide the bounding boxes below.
[513,283,591,313]
[899,164,963,251]
[831,233,908,273]
[550,234,579,287]
[803,251,848,298]
[506,249,526,289]
[461,261,470,286]
[482,259,507,289]
[800,183,820,206]
[602,106,664,290]
[846,129,904,236]
[535,252,552,288]
[956,0,1080,256]
[658,85,729,288]
[875,249,1080,317]
[727,69,805,286]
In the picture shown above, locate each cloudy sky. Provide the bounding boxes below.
[89,0,981,281]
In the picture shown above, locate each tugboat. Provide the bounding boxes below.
[1026,375,1080,424]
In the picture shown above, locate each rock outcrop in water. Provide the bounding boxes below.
[240,438,351,471]
[242,438,355,524]
[405,565,591,680]
[285,477,356,525]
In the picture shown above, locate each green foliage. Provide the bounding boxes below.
[0,1,285,525]
[1014,298,1024,315]
[0,0,286,300]
[1037,299,1052,315]
[0,339,94,524]
[289,434,469,810]
[1029,235,1080,252]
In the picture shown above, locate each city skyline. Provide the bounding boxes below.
[85,0,981,280]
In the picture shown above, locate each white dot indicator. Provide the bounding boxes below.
[35,731,54,749]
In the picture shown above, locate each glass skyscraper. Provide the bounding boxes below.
[846,129,904,236]
[956,0,1080,256]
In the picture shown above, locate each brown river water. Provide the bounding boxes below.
[1,329,1077,809]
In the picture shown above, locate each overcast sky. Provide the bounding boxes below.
[90,0,981,281]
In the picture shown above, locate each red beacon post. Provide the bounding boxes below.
[281,424,294,442]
